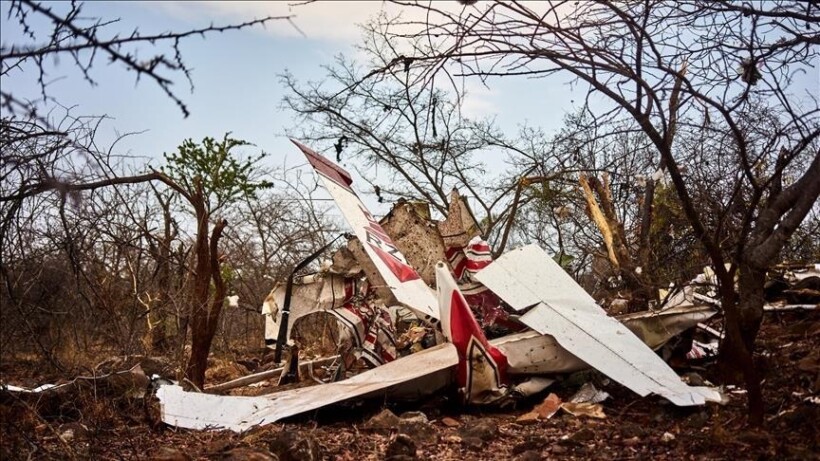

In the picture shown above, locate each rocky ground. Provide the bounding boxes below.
[1,310,817,460]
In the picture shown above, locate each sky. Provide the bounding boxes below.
[3,1,818,218]
[1,1,570,216]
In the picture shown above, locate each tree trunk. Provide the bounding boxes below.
[736,264,766,350]
[149,195,176,353]
[580,173,650,310]
[185,212,228,389]
[717,264,765,426]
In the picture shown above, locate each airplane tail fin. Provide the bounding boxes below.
[435,262,508,404]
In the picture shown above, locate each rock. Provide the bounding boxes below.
[219,448,278,461]
[661,432,676,443]
[442,435,462,444]
[151,447,192,461]
[399,411,429,424]
[398,421,438,445]
[683,411,709,430]
[621,422,648,438]
[58,422,89,442]
[512,437,547,455]
[365,408,401,432]
[440,417,460,427]
[386,433,417,460]
[550,445,568,455]
[461,436,485,450]
[269,432,321,461]
[569,428,595,443]
[457,418,498,441]
[517,450,542,461]
[610,298,630,314]
[622,436,641,447]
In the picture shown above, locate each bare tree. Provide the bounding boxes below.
[0,0,298,369]
[362,0,820,424]
[282,14,541,251]
[1,0,290,118]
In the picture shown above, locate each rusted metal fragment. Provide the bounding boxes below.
[381,201,447,286]
[438,189,481,249]
[329,244,362,276]
[346,237,395,305]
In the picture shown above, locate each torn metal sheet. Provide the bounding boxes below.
[1,365,149,401]
[491,331,587,375]
[262,273,355,342]
[476,244,720,406]
[619,304,717,350]
[293,140,439,325]
[475,244,601,315]
[568,382,610,404]
[157,343,457,432]
[763,303,817,311]
[489,302,713,376]
[438,189,481,250]
[381,201,448,286]
[510,377,555,397]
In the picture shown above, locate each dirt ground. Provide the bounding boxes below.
[1,310,817,460]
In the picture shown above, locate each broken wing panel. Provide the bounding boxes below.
[477,244,720,406]
[474,244,601,315]
[158,343,458,432]
[490,331,588,375]
[520,304,717,405]
[292,140,439,323]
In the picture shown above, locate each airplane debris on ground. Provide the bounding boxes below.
[148,141,735,430]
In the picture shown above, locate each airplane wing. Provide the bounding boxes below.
[475,244,720,406]
[157,343,458,431]
[292,140,439,324]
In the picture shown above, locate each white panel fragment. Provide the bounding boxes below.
[158,343,458,431]
[478,244,720,406]
[475,245,601,314]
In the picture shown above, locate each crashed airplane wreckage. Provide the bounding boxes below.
[157,141,721,431]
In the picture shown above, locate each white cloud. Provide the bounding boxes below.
[145,1,508,44]
[145,1,454,43]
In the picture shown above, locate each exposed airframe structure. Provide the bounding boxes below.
[156,141,719,431]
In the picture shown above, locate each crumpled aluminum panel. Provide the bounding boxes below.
[157,343,457,432]
[476,244,720,406]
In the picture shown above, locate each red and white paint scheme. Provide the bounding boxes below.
[292,140,439,324]
[436,262,508,404]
